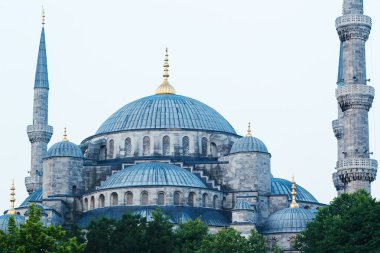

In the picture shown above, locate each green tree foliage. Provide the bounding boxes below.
[247,230,269,253]
[296,190,380,253]
[145,210,174,253]
[84,217,115,253]
[174,218,208,253]
[0,204,85,253]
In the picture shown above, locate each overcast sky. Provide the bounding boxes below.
[0,0,380,213]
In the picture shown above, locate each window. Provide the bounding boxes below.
[210,142,217,157]
[125,192,133,205]
[182,136,189,156]
[111,192,118,206]
[99,194,105,208]
[202,193,209,207]
[158,192,165,205]
[174,191,181,206]
[90,196,95,210]
[143,136,150,156]
[72,185,77,194]
[201,137,208,156]
[84,198,88,211]
[109,139,114,159]
[213,195,218,208]
[125,138,132,156]
[163,135,170,155]
[188,192,196,207]
[141,191,149,205]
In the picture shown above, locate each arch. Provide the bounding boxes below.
[163,135,170,155]
[99,194,105,208]
[202,193,209,207]
[72,185,77,194]
[182,136,190,156]
[201,137,208,156]
[125,137,132,156]
[90,196,95,210]
[222,197,226,209]
[213,195,219,208]
[143,136,150,156]
[188,192,196,207]
[84,198,88,211]
[210,142,217,157]
[304,206,311,210]
[111,192,118,206]
[174,191,181,206]
[109,139,114,159]
[141,191,149,205]
[125,191,133,205]
[158,192,165,205]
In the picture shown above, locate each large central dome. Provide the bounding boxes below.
[96,94,236,135]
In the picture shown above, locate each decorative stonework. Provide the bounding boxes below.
[27,125,53,143]
[336,158,377,183]
[332,172,345,191]
[336,85,375,111]
[332,119,343,139]
[335,14,372,29]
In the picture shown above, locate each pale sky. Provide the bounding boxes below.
[0,0,379,213]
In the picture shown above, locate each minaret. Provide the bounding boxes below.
[332,0,377,194]
[25,9,53,194]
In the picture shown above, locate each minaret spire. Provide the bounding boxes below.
[26,12,53,194]
[332,0,377,194]
[155,48,176,95]
[290,177,299,209]
[7,180,16,215]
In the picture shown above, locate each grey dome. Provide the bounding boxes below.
[230,136,268,154]
[47,141,83,158]
[0,214,25,232]
[99,162,207,190]
[261,208,316,234]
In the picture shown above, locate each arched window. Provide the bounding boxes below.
[202,193,209,207]
[125,192,133,205]
[99,194,105,208]
[125,138,132,156]
[163,135,170,155]
[222,197,226,209]
[109,140,114,159]
[201,137,208,156]
[143,136,150,156]
[304,206,311,210]
[213,195,218,208]
[90,196,95,210]
[84,198,88,211]
[210,142,217,157]
[188,192,196,207]
[158,192,165,205]
[141,191,149,205]
[182,136,190,156]
[111,192,118,206]
[174,191,181,206]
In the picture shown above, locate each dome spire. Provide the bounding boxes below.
[63,127,68,141]
[7,180,16,215]
[246,122,252,137]
[155,48,176,95]
[290,176,299,208]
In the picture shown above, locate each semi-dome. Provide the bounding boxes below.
[0,214,25,232]
[230,136,268,154]
[47,141,83,158]
[99,162,207,190]
[261,208,316,234]
[271,178,319,203]
[95,94,236,135]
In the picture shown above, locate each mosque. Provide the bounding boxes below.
[0,0,377,252]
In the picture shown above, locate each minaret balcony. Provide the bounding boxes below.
[27,124,53,143]
[336,14,371,42]
[336,14,372,29]
[336,158,377,183]
[336,84,375,111]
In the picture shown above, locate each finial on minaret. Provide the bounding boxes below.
[41,6,46,26]
[7,179,16,215]
[290,176,299,208]
[246,122,252,137]
[155,48,176,95]
[63,127,68,141]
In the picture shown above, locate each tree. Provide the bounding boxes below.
[247,230,269,253]
[174,218,208,253]
[84,217,115,253]
[145,209,175,253]
[296,190,380,253]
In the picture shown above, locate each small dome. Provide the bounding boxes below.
[47,141,83,158]
[261,208,316,234]
[234,201,254,210]
[0,214,25,232]
[99,162,207,190]
[230,136,268,154]
[271,178,319,203]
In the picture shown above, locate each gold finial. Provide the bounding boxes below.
[7,179,16,215]
[42,6,46,26]
[63,127,68,141]
[290,176,299,208]
[246,122,252,137]
[155,48,176,95]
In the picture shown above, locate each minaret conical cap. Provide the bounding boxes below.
[34,10,49,89]
[155,48,176,95]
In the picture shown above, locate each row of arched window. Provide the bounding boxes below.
[83,191,219,211]
[107,136,209,158]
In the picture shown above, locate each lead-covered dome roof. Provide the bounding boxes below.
[271,178,318,203]
[47,141,83,158]
[95,94,236,135]
[230,136,268,154]
[261,208,316,234]
[99,162,207,190]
